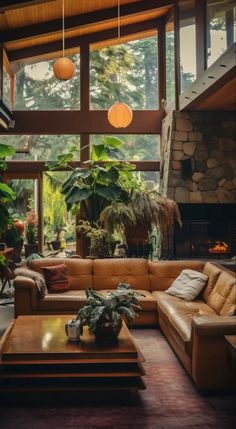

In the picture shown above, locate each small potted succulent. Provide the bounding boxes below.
[66,284,142,344]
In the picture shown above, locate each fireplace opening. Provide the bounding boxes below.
[174,204,236,259]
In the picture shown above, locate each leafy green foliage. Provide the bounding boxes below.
[0,143,16,236]
[49,136,138,223]
[75,284,142,335]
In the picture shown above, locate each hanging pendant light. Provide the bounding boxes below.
[107,0,133,128]
[53,0,75,80]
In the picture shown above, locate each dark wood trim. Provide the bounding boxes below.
[196,0,206,76]
[37,172,43,253]
[174,5,180,110]
[80,44,90,113]
[80,134,90,162]
[158,17,166,106]
[226,8,234,48]
[180,42,236,110]
[0,0,55,12]
[8,19,160,63]
[0,110,164,134]
[5,160,160,173]
[1,0,173,43]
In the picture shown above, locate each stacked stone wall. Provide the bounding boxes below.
[160,111,236,203]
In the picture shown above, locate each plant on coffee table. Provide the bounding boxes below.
[75,284,142,343]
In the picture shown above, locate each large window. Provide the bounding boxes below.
[179,0,196,92]
[14,54,80,110]
[165,15,175,106]
[0,135,80,161]
[207,0,236,67]
[90,34,158,110]
[90,135,160,161]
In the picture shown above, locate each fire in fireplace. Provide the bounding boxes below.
[174,204,236,259]
[208,241,229,255]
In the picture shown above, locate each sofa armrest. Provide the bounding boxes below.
[14,275,38,290]
[191,314,236,391]
[192,314,236,336]
[13,276,39,316]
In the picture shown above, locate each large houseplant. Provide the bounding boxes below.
[49,136,138,223]
[73,284,142,343]
[48,136,140,256]
[100,189,182,258]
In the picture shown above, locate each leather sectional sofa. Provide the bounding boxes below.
[14,258,236,391]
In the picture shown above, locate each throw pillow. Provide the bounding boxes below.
[165,269,208,301]
[42,263,69,293]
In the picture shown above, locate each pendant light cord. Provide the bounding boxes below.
[118,0,121,101]
[62,0,65,57]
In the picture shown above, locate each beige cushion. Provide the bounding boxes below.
[165,269,208,301]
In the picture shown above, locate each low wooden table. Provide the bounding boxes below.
[0,315,145,396]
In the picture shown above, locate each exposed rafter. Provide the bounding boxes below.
[0,0,55,12]
[8,18,159,62]
[0,0,173,44]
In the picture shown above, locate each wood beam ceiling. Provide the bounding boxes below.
[8,18,159,62]
[0,0,55,12]
[1,0,173,44]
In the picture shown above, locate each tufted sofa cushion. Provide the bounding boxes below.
[206,270,236,315]
[92,258,151,291]
[202,262,222,301]
[149,260,205,291]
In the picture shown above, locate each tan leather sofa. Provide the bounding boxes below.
[14,258,236,391]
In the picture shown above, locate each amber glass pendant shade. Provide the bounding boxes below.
[53,0,75,81]
[107,102,133,128]
[53,57,75,81]
[107,0,133,128]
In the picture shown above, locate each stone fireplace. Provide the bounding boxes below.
[174,204,236,259]
[160,110,236,260]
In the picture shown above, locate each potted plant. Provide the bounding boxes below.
[24,208,39,257]
[69,284,142,344]
[77,220,116,257]
[48,136,139,256]
[100,189,182,258]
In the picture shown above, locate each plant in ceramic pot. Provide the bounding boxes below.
[74,284,142,344]
[24,208,39,257]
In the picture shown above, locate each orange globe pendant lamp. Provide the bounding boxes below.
[108,102,133,128]
[107,0,133,128]
[53,0,75,81]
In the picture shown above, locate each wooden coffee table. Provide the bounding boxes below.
[0,315,145,395]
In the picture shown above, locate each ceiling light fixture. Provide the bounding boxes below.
[107,0,133,128]
[53,0,75,80]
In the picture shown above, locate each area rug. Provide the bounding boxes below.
[0,329,235,429]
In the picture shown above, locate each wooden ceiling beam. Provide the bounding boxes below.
[0,0,55,12]
[0,0,173,43]
[0,110,164,134]
[8,18,159,62]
